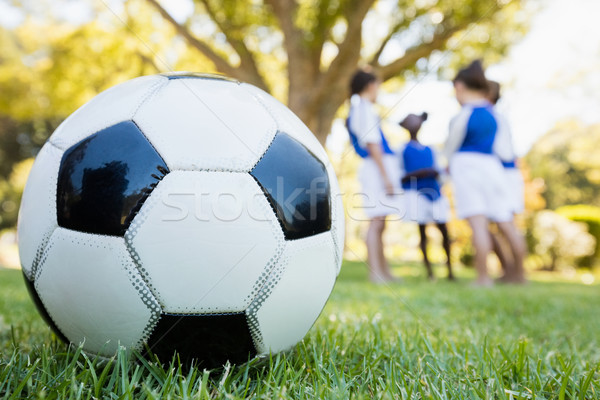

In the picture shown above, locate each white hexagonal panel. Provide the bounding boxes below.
[251,232,337,354]
[17,142,62,280]
[241,83,330,165]
[35,227,160,356]
[126,170,285,314]
[134,78,277,172]
[48,75,167,150]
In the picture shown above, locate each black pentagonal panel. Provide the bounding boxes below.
[250,132,331,240]
[144,313,256,368]
[57,121,168,236]
[22,272,69,344]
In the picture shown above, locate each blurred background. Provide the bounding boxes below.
[0,0,598,281]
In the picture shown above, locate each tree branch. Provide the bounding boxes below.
[146,0,239,79]
[329,0,376,71]
[310,0,376,107]
[307,0,339,63]
[138,51,160,73]
[375,0,508,81]
[263,0,304,64]
[369,20,404,67]
[376,24,465,81]
[369,8,430,66]
[197,0,267,89]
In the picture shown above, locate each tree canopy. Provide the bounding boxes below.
[526,121,600,209]
[145,0,528,143]
[0,13,186,229]
[0,0,529,148]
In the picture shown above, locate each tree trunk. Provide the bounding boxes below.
[287,65,336,145]
[289,78,350,146]
[286,45,359,145]
[296,104,337,147]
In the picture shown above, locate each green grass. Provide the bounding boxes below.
[1,262,599,399]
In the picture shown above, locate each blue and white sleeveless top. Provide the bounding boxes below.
[492,110,518,169]
[346,94,394,158]
[399,141,441,201]
[445,101,499,158]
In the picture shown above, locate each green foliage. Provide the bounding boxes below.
[526,121,600,209]
[0,26,63,180]
[1,262,600,398]
[0,158,33,231]
[0,116,58,179]
[412,0,530,80]
[557,205,600,268]
[0,11,197,227]
[0,115,58,231]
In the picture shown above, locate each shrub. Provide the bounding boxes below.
[556,205,600,268]
[529,210,595,271]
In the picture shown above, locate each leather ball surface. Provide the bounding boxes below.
[17,72,344,367]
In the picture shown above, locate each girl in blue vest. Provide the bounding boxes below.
[398,112,453,281]
[445,61,524,286]
[347,69,399,283]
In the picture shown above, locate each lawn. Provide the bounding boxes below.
[0,261,599,399]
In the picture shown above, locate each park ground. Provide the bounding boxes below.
[0,261,599,399]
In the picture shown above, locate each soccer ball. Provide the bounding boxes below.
[18,72,344,367]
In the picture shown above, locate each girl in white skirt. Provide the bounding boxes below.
[347,69,400,283]
[487,80,527,282]
[488,81,525,215]
[445,61,525,286]
[398,112,454,281]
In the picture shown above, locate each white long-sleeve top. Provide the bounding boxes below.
[348,94,382,148]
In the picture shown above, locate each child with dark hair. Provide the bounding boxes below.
[487,80,501,105]
[453,60,490,92]
[445,60,525,286]
[346,68,399,283]
[398,112,454,280]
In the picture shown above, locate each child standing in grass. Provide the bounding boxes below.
[398,112,454,281]
[487,80,527,283]
[346,69,399,283]
[445,60,525,286]
[488,80,525,216]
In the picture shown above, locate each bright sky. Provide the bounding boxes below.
[1,0,599,157]
[491,0,600,154]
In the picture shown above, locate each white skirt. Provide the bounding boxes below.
[505,167,525,214]
[449,152,513,222]
[357,155,403,218]
[404,190,449,224]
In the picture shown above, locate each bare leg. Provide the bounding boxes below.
[466,215,493,287]
[436,223,454,280]
[418,224,434,279]
[379,246,396,281]
[377,219,395,281]
[490,225,514,280]
[496,221,527,284]
[366,216,388,283]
